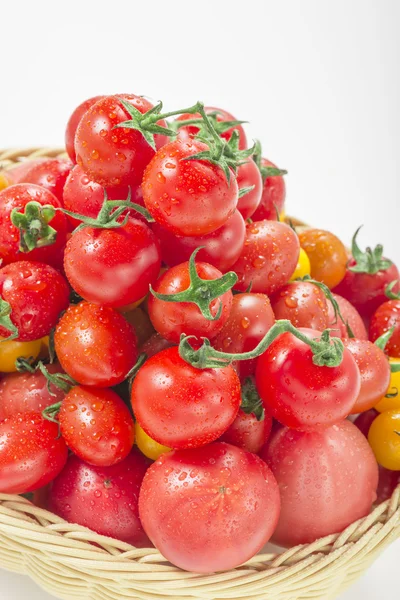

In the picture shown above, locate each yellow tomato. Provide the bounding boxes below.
[375,358,400,413]
[0,337,42,373]
[290,247,311,281]
[0,172,9,191]
[135,422,171,461]
[368,409,400,470]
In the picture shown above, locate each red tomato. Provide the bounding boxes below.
[49,450,150,546]
[271,282,329,331]
[0,183,68,268]
[65,95,105,162]
[176,106,247,149]
[0,412,68,493]
[0,261,70,341]
[21,158,73,204]
[370,300,400,357]
[131,347,241,449]
[232,220,300,294]
[59,386,134,467]
[353,409,379,438]
[256,328,361,430]
[2,159,47,185]
[261,421,378,546]
[142,138,238,237]
[376,467,400,504]
[236,158,263,220]
[0,363,66,420]
[343,339,391,413]
[140,332,175,359]
[220,409,272,454]
[54,301,138,387]
[148,260,233,343]
[327,293,368,340]
[139,442,280,572]
[64,217,161,308]
[152,210,246,273]
[252,158,286,221]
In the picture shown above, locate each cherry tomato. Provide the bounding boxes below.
[0,183,68,268]
[0,261,70,342]
[353,408,379,438]
[327,293,368,340]
[220,409,272,454]
[176,106,247,149]
[21,158,73,204]
[49,450,150,546]
[261,421,378,546]
[370,300,400,357]
[256,328,360,430]
[0,338,42,373]
[375,358,400,412]
[368,409,400,470]
[1,159,47,185]
[65,95,105,162]
[252,158,286,221]
[232,220,300,294]
[140,332,175,359]
[143,138,238,237]
[290,247,311,281]
[135,422,171,461]
[299,229,348,289]
[54,301,138,387]
[139,442,280,572]
[270,281,329,331]
[152,210,246,273]
[0,412,68,493]
[236,158,262,220]
[376,467,400,504]
[131,347,241,449]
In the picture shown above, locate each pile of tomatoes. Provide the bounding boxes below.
[0,93,399,574]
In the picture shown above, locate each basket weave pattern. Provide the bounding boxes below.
[0,148,399,600]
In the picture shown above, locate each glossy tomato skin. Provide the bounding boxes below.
[2,159,47,185]
[142,138,238,237]
[0,261,70,341]
[147,261,233,344]
[0,338,42,373]
[0,363,65,420]
[252,158,286,221]
[131,347,241,449]
[176,106,247,149]
[327,293,368,340]
[261,421,378,547]
[232,220,300,294]
[270,282,329,331]
[299,229,348,289]
[0,412,68,493]
[64,217,161,308]
[22,158,73,204]
[0,184,68,268]
[139,442,280,572]
[369,300,400,357]
[236,158,263,220]
[152,210,246,273]
[343,339,390,414]
[220,409,272,454]
[54,302,138,387]
[49,450,150,546]
[65,95,105,162]
[256,328,361,430]
[368,409,400,470]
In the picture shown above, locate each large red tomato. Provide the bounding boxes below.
[65,95,105,162]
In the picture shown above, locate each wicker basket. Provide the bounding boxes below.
[0,148,399,600]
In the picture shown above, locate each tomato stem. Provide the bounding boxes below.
[0,297,18,341]
[374,326,395,352]
[42,401,62,424]
[348,226,392,275]
[385,280,400,300]
[11,201,57,253]
[37,362,76,395]
[253,140,287,184]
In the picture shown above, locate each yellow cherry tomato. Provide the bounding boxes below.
[368,409,400,470]
[290,247,311,281]
[135,422,171,461]
[0,172,10,191]
[0,337,42,373]
[375,358,400,413]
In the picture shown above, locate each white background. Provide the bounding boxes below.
[0,0,399,598]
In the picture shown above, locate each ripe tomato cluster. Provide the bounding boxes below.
[0,93,399,573]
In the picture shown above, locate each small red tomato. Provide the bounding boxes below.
[131,347,241,449]
[65,95,105,162]
[353,408,379,438]
[252,158,286,221]
[327,293,368,340]
[139,443,280,572]
[220,409,272,454]
[370,300,400,357]
[236,158,263,220]
[142,138,238,237]
[55,302,138,387]
[232,220,300,294]
[176,106,247,149]
[271,281,329,331]
[0,412,68,493]
[2,159,47,185]
[22,158,73,204]
[49,450,150,546]
[0,261,70,341]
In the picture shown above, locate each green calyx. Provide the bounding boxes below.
[179,319,344,370]
[175,110,247,139]
[150,248,237,320]
[349,226,392,275]
[0,297,18,341]
[374,326,395,352]
[253,140,287,184]
[238,185,255,199]
[37,361,76,396]
[11,201,57,252]
[385,280,400,300]
[240,377,265,421]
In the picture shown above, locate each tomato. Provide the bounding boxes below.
[142,138,238,237]
[290,247,311,281]
[21,158,73,204]
[327,293,368,340]
[75,94,167,188]
[49,450,150,546]
[256,328,360,430]
[152,210,246,273]
[0,261,70,342]
[353,408,379,438]
[54,301,138,387]
[252,158,286,221]
[232,220,300,294]
[0,412,68,493]
[176,106,247,149]
[140,332,175,359]
[299,229,348,289]
[131,347,241,449]
[135,422,171,461]
[343,339,390,413]
[376,467,400,503]
[0,338,42,373]
[139,442,280,572]
[261,421,378,546]
[1,159,47,186]
[270,281,329,331]
[122,307,154,346]
[370,300,400,357]
[148,260,233,343]
[64,217,161,308]
[236,158,262,220]
[65,95,105,162]
[368,409,400,470]
[0,183,68,268]
[0,363,65,419]
[220,409,272,454]
[375,358,400,412]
